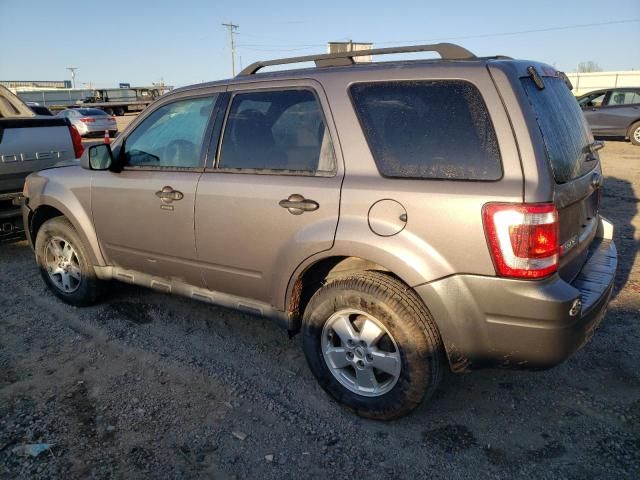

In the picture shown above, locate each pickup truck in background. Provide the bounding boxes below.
[0,85,83,237]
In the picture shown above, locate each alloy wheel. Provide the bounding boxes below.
[321,309,401,397]
[44,236,82,293]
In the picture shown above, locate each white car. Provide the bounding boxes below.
[57,108,117,137]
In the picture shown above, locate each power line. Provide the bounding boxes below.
[374,18,640,46]
[235,18,640,53]
[222,21,239,76]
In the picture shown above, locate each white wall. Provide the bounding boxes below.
[565,71,640,96]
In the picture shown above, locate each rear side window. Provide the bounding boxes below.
[219,89,335,173]
[350,81,502,180]
[608,90,640,106]
[521,76,593,183]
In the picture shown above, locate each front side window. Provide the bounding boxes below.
[123,96,217,168]
[579,92,606,108]
[218,89,335,173]
[350,81,502,181]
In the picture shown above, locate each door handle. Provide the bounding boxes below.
[155,186,184,203]
[279,194,319,215]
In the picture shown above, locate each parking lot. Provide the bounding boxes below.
[0,141,638,479]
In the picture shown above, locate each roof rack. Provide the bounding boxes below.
[238,42,476,76]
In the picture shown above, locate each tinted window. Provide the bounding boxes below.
[350,81,502,180]
[522,76,593,183]
[607,90,640,106]
[124,96,216,168]
[219,90,335,172]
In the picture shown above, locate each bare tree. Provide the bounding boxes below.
[577,61,603,73]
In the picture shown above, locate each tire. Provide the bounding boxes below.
[104,108,114,116]
[302,271,444,420]
[628,121,640,146]
[34,217,102,306]
[115,107,125,116]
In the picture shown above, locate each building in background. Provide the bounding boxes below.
[328,41,373,62]
[0,80,71,90]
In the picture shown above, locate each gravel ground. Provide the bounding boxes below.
[1,141,639,479]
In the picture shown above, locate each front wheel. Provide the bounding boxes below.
[302,271,444,420]
[34,217,102,306]
[628,121,640,146]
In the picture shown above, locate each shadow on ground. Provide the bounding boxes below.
[602,175,639,298]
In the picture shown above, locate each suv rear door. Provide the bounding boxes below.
[195,80,343,307]
[518,68,602,281]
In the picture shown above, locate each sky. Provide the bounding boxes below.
[0,0,638,89]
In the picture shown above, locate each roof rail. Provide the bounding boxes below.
[238,42,476,76]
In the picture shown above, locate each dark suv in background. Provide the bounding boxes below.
[578,87,640,145]
[21,44,617,419]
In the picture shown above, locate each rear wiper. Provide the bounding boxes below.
[585,141,604,161]
[588,140,605,153]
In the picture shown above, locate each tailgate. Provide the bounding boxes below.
[0,117,74,193]
[520,70,602,281]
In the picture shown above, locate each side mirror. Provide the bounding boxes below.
[81,144,114,170]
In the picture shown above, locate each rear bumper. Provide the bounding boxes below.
[79,124,117,135]
[416,216,617,372]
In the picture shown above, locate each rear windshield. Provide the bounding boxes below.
[76,108,107,116]
[350,81,502,181]
[521,76,593,183]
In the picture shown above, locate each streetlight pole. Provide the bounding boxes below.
[66,67,78,89]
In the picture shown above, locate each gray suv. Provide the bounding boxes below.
[21,44,617,419]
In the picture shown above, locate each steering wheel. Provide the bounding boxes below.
[165,139,196,167]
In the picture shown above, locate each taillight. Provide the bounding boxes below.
[482,203,559,279]
[69,125,84,159]
[79,117,95,123]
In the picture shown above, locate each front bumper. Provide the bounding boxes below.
[416,217,617,372]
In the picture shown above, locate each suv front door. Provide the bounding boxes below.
[91,93,219,286]
[195,83,343,307]
[579,91,609,135]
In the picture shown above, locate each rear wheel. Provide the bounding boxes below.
[115,107,125,116]
[35,217,102,306]
[302,271,444,420]
[629,121,640,146]
[104,108,114,116]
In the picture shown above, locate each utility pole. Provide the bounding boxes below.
[221,21,239,76]
[66,67,78,88]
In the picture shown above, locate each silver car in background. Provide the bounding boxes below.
[57,108,117,137]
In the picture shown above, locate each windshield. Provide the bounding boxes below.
[521,76,594,183]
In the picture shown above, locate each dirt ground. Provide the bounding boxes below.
[1,141,638,479]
